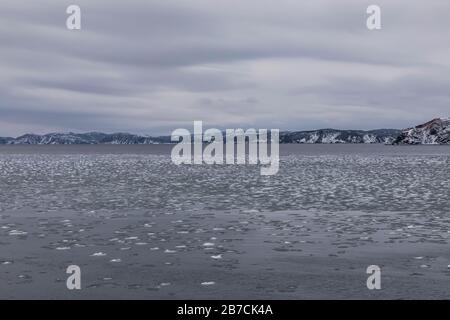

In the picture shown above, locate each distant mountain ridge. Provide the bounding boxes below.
[2,132,171,145]
[1,118,448,145]
[0,129,401,145]
[280,129,401,144]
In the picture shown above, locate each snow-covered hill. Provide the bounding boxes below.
[393,118,450,145]
[279,129,401,144]
[0,129,403,145]
[3,132,171,145]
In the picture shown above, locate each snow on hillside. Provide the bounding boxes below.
[393,118,450,145]
[279,129,401,144]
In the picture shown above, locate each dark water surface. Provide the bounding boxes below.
[0,144,449,299]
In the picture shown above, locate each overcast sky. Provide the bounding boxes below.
[1,0,449,136]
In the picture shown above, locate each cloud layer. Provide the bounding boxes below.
[1,0,449,135]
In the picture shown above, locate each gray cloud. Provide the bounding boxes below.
[1,0,450,136]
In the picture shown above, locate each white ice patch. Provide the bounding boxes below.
[90,252,107,257]
[202,242,215,247]
[9,230,27,236]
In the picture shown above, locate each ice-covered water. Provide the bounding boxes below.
[0,144,450,299]
[0,145,448,214]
